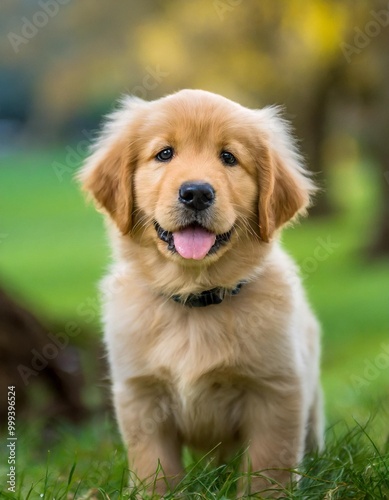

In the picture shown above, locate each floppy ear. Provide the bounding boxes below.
[77,96,145,235]
[255,107,317,242]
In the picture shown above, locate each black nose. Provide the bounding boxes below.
[178,182,215,211]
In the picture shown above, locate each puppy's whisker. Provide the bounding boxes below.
[235,216,259,241]
[132,215,155,243]
[132,214,152,233]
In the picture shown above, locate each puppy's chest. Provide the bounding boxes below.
[146,314,246,443]
[124,306,250,445]
[147,306,249,378]
[123,299,289,382]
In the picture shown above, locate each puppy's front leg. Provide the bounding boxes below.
[113,382,183,495]
[240,388,306,498]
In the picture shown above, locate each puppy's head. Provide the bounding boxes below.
[78,90,315,266]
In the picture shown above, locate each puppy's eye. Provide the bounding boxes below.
[156,148,174,162]
[220,151,237,166]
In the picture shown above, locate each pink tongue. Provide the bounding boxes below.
[173,226,216,260]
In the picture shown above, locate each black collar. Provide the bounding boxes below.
[171,281,245,308]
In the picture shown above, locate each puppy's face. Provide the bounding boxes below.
[133,95,262,263]
[79,90,315,266]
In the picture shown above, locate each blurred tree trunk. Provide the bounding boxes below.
[365,29,389,258]
[366,108,389,257]
[298,83,332,216]
[369,158,389,256]
[295,60,345,217]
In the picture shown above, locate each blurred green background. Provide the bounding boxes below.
[1,0,389,494]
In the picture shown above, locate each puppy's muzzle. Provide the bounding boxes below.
[178,182,215,211]
[155,180,232,261]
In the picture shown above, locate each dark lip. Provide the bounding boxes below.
[153,221,233,257]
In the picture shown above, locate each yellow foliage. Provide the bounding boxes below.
[282,0,350,61]
[3,0,385,129]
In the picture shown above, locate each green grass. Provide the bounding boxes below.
[2,417,389,498]
[1,149,388,498]
[0,148,107,319]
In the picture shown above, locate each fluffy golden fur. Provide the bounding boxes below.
[79,89,323,497]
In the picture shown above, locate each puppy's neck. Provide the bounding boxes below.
[109,224,273,297]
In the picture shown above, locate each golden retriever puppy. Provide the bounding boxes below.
[78,89,323,497]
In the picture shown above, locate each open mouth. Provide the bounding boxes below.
[154,221,233,260]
